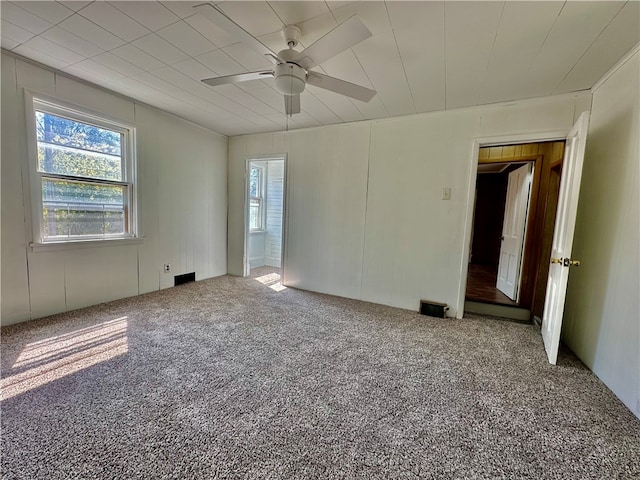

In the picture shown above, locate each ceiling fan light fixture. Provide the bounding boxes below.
[274,63,306,95]
[194,6,377,114]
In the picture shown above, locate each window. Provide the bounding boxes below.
[249,165,265,231]
[28,96,136,244]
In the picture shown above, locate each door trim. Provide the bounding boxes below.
[457,131,569,319]
[243,154,288,282]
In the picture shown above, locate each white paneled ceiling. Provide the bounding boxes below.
[2,1,638,136]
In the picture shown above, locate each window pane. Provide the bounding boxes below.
[250,199,260,230]
[37,144,122,181]
[42,178,127,238]
[35,111,121,156]
[35,110,123,181]
[249,167,260,198]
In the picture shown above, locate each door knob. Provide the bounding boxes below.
[551,257,581,267]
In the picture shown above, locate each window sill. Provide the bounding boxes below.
[29,237,144,253]
[250,230,267,235]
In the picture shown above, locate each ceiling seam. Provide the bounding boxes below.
[443,1,447,110]
[302,61,356,123]
[82,8,285,124]
[6,2,74,59]
[10,2,71,31]
[302,88,345,124]
[35,29,101,61]
[129,23,273,121]
[107,1,185,41]
[72,1,222,75]
[527,1,566,72]
[2,18,37,51]
[265,2,287,28]
[297,3,374,122]
[232,83,289,118]
[133,70,268,130]
[324,4,367,120]
[326,2,390,119]
[551,1,629,94]
[383,0,417,114]
[73,4,151,55]
[39,27,109,71]
[189,52,284,117]
[267,0,341,27]
[477,1,506,106]
[4,47,231,136]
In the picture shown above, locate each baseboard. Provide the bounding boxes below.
[0,310,32,326]
[264,257,281,268]
[249,256,265,269]
[464,301,531,322]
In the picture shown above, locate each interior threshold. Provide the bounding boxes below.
[464,300,531,323]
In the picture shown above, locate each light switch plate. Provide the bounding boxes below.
[441,187,451,200]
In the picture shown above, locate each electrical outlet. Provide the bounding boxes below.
[441,187,451,200]
[164,264,171,273]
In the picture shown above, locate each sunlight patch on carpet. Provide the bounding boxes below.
[254,273,287,291]
[1,317,128,401]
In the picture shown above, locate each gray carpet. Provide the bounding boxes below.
[2,273,639,479]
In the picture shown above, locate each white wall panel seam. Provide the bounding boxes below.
[359,123,373,299]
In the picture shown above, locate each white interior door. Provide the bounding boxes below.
[496,163,533,301]
[542,112,590,365]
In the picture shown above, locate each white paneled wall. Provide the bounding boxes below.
[249,231,266,268]
[362,109,479,309]
[229,92,590,316]
[562,49,639,418]
[1,53,31,323]
[1,52,227,325]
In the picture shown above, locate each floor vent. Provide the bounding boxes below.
[175,272,195,286]
[419,300,449,318]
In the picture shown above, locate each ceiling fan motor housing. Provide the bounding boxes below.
[282,24,302,48]
[274,63,306,95]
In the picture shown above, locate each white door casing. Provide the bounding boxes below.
[243,155,287,278]
[496,163,533,301]
[541,111,590,365]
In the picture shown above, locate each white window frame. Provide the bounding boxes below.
[25,91,138,246]
[249,164,266,232]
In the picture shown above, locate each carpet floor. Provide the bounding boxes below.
[2,274,639,479]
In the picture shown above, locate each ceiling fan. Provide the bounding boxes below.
[193,3,377,115]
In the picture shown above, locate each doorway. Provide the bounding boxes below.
[245,156,286,281]
[465,141,565,321]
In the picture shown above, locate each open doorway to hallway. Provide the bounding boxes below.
[246,157,286,281]
[465,142,565,321]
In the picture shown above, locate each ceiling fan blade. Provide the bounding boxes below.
[193,3,283,63]
[307,72,376,102]
[284,95,301,115]
[202,70,274,87]
[293,16,372,70]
